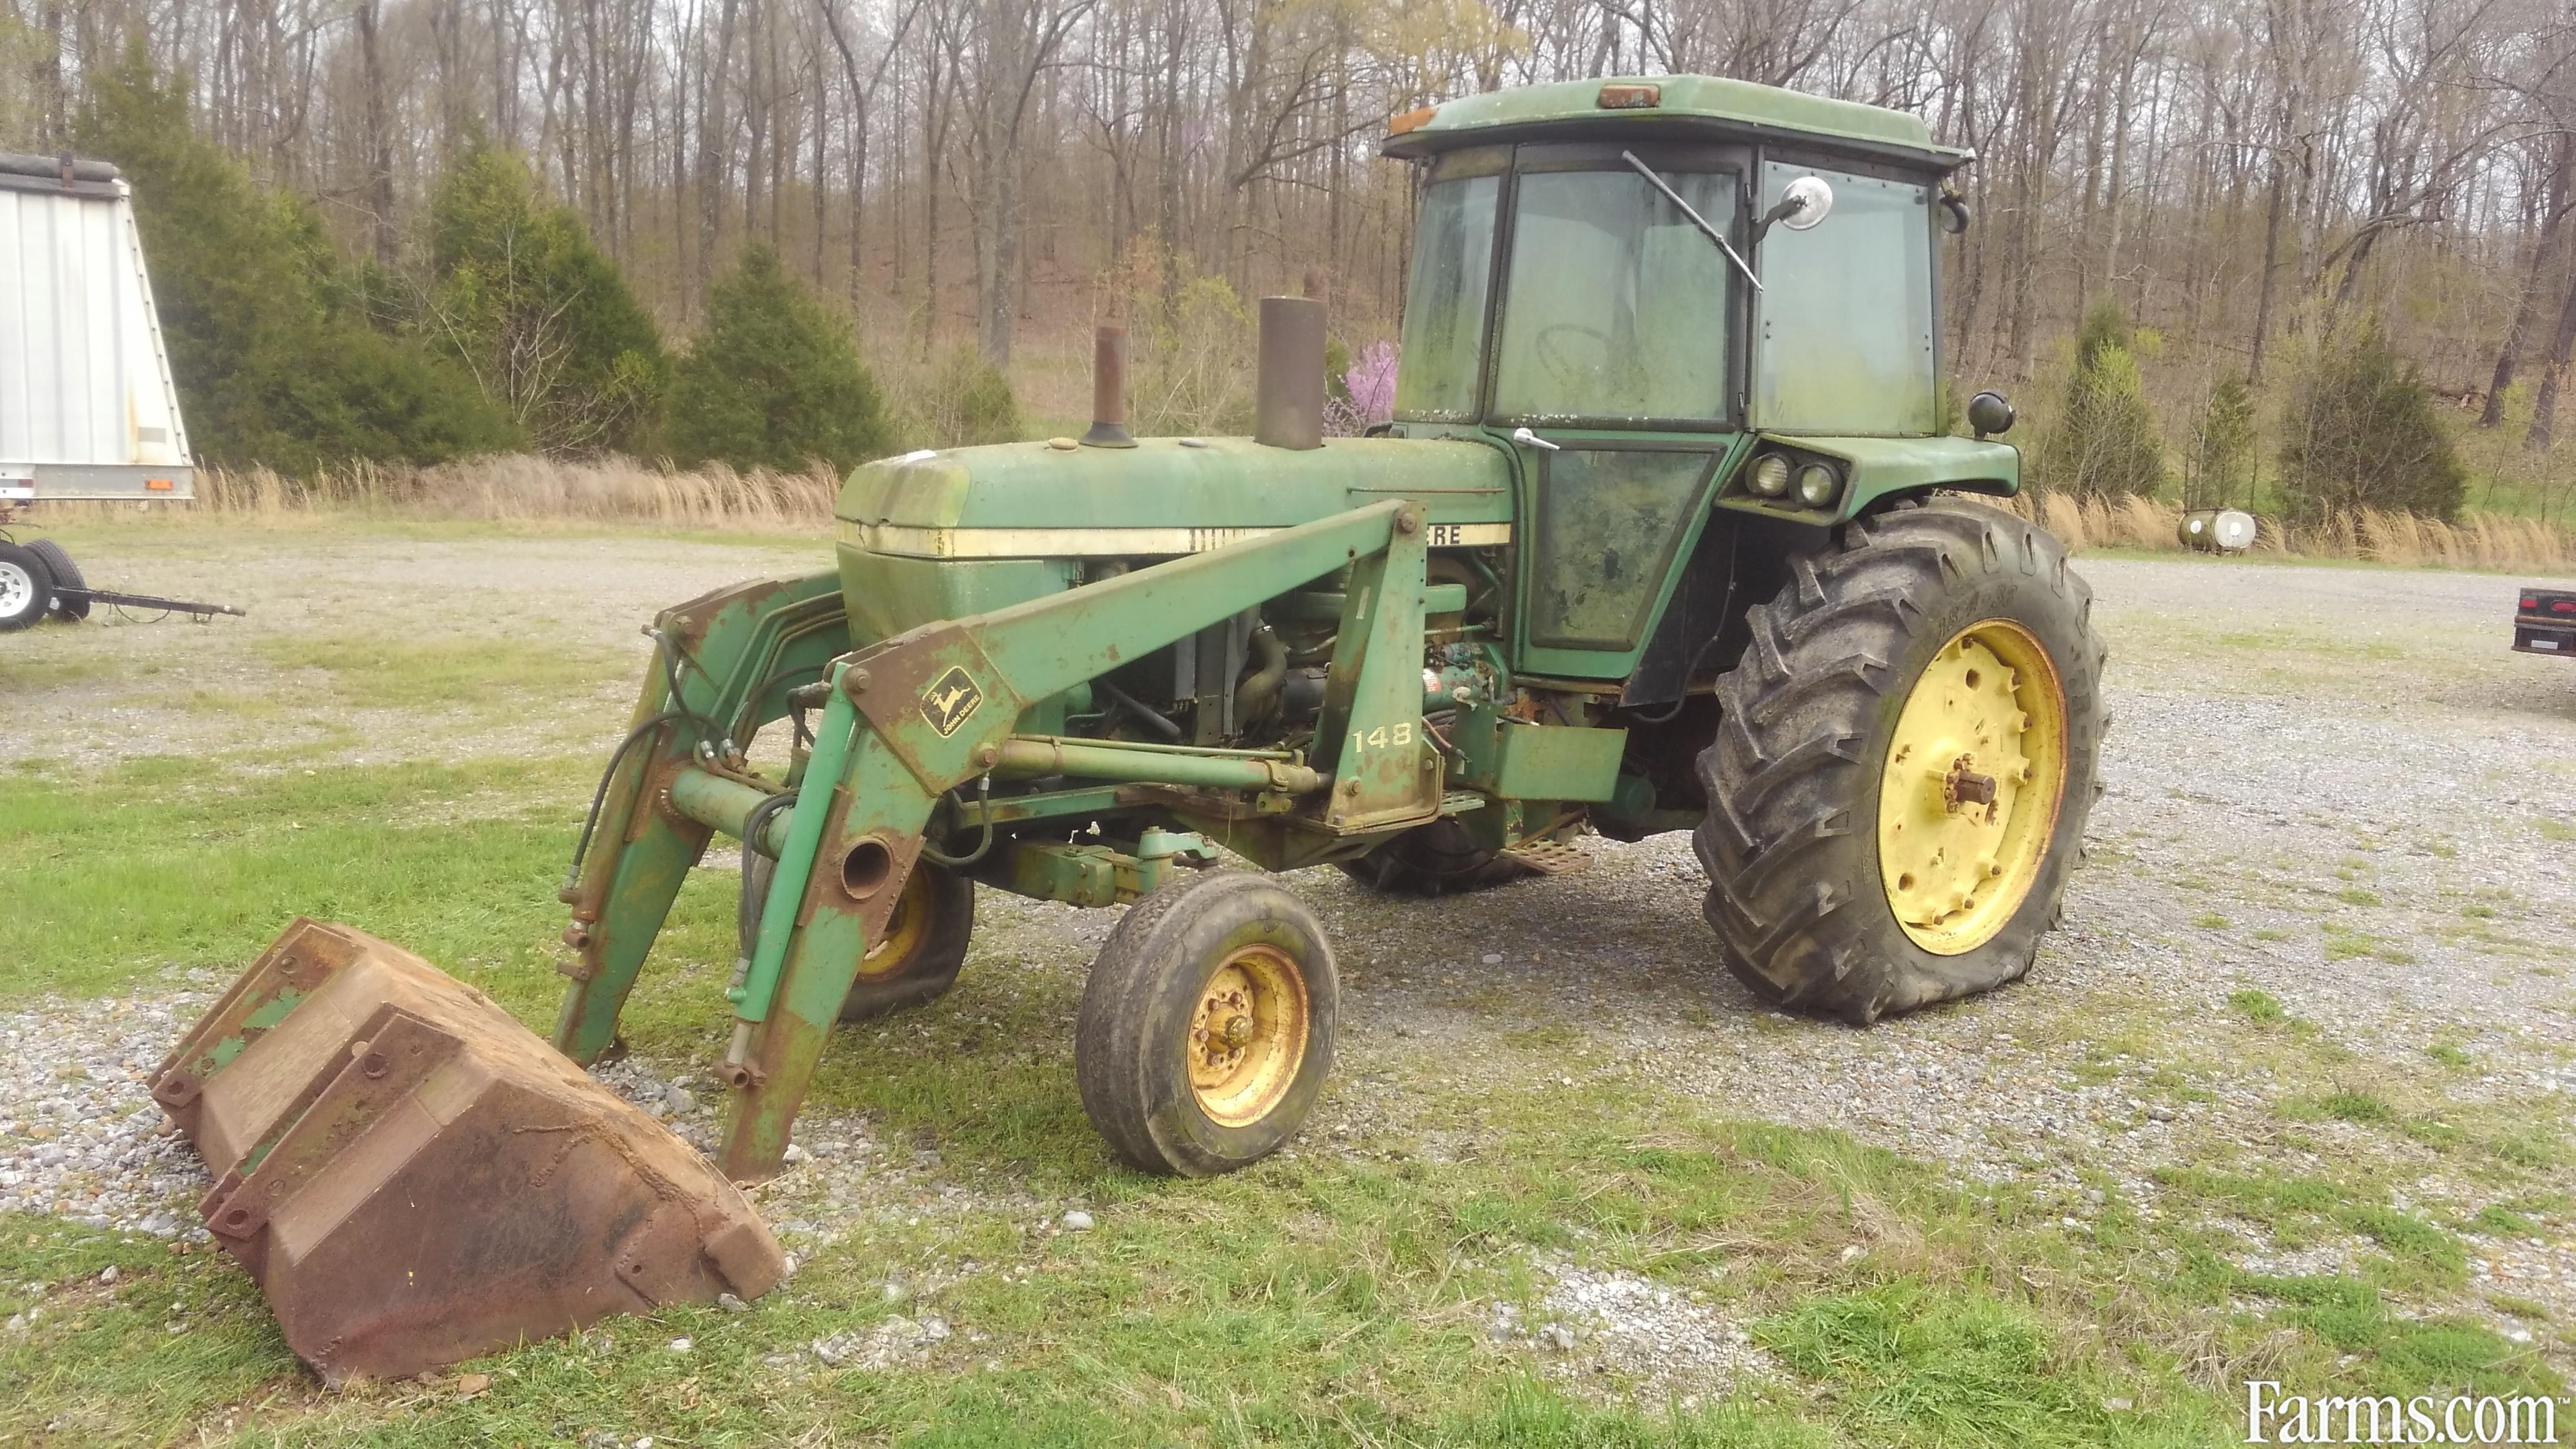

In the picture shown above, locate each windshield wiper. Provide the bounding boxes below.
[1622,150,1762,294]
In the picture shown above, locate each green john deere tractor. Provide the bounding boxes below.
[154,73,2104,1378]
[557,68,2106,1177]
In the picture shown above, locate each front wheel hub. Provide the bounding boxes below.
[1186,947,1310,1127]
[1878,620,2069,955]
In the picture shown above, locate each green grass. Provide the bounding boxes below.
[250,632,615,711]
[0,755,590,1004]
[2222,1270,2533,1398]
[2229,989,2287,1025]
[2316,1092,2396,1126]
[1754,1282,2213,1447]
[2490,1129,2565,1170]
[2469,1204,2538,1237]
[0,653,111,692]
[2322,923,2413,965]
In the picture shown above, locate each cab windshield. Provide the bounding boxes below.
[1393,156,1739,426]
[1494,168,1735,423]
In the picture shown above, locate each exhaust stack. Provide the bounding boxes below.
[1255,296,1326,451]
[1079,325,1136,448]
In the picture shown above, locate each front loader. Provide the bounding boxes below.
[154,73,2106,1378]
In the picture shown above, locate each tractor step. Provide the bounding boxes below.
[150,918,785,1384]
[1501,838,1592,875]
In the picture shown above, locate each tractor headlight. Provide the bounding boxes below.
[1794,462,1841,508]
[1747,453,1792,497]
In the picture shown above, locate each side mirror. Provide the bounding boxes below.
[1938,195,1971,235]
[1967,390,2016,438]
[1752,176,1835,245]
[1778,175,1834,230]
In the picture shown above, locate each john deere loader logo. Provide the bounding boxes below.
[921,666,984,738]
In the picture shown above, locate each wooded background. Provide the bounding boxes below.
[7,0,2576,517]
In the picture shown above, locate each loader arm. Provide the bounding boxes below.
[555,497,1434,1180]
[552,570,851,1066]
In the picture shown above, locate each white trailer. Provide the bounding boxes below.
[0,151,193,510]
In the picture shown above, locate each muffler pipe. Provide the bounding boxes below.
[1079,325,1137,448]
[1255,297,1326,450]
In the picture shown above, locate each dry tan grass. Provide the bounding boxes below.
[189,455,838,529]
[1999,490,2575,569]
[57,453,2576,568]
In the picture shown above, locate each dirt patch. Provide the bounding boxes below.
[1,526,825,769]
[1496,1255,1778,1406]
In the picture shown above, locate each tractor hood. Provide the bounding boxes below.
[835,435,1514,559]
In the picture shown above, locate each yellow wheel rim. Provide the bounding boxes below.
[1186,944,1311,1127]
[857,868,933,980]
[1876,619,2069,955]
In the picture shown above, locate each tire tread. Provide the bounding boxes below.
[1692,496,2107,1024]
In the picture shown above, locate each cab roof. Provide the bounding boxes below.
[1381,76,1972,173]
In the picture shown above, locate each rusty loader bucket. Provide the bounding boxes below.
[147,918,785,1384]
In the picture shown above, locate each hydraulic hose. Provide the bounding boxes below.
[920,774,996,868]
[1095,680,1183,741]
[1234,622,1289,729]
[564,710,692,893]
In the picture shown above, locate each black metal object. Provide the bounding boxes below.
[64,587,246,619]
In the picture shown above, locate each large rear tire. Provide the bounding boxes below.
[1694,497,2107,1024]
[1333,817,1536,895]
[1076,871,1336,1176]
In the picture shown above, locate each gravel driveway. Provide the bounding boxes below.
[5,531,2573,1378]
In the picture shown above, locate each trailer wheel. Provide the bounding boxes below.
[27,540,88,622]
[1076,871,1336,1176]
[1333,817,1534,895]
[837,863,975,1022]
[1693,497,2107,1024]
[0,542,53,632]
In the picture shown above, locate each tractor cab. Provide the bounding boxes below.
[1380,77,2011,684]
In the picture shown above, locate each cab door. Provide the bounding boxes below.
[1503,433,1738,680]
[1481,142,1752,680]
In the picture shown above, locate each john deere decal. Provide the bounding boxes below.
[921,666,983,738]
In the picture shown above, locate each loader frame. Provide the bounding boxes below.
[551,498,1602,1180]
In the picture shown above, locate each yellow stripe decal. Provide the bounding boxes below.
[837,520,1510,559]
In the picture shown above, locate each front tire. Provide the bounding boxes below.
[1694,497,2107,1024]
[1076,871,1337,1176]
